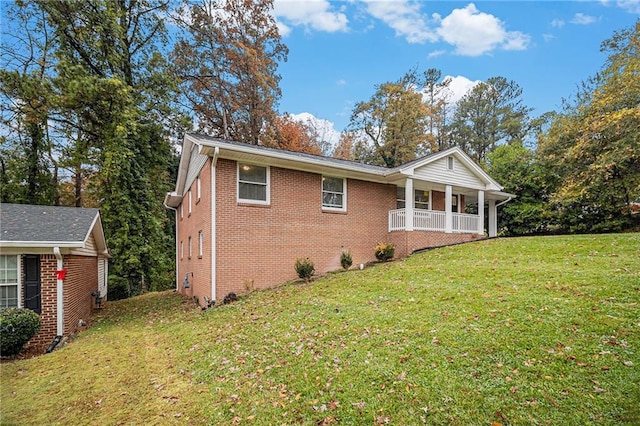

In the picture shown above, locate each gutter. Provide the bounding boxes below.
[47,247,64,353]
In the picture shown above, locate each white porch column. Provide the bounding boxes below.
[488,199,497,237]
[477,190,485,235]
[445,185,452,233]
[405,178,414,231]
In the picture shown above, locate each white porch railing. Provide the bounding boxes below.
[389,208,481,234]
[452,212,479,233]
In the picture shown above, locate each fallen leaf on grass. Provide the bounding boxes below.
[622,360,634,366]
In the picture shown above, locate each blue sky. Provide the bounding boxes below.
[271,1,639,141]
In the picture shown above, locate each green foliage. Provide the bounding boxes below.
[340,250,353,270]
[0,308,41,356]
[486,142,552,235]
[294,257,315,280]
[374,242,395,261]
[449,76,532,164]
[537,22,640,233]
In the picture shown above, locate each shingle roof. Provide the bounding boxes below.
[0,203,100,244]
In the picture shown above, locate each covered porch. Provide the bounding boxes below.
[388,178,513,237]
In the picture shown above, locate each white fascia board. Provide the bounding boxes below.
[85,212,109,255]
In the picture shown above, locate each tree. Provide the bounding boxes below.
[486,142,551,235]
[537,21,640,233]
[449,77,531,164]
[171,0,287,144]
[0,1,58,205]
[32,0,181,295]
[349,70,429,167]
[262,114,323,155]
[332,131,357,160]
[421,68,453,152]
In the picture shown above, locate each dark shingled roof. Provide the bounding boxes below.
[0,203,100,243]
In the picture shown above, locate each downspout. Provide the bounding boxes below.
[211,147,219,302]
[46,247,64,353]
[496,197,513,208]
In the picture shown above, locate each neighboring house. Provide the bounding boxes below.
[0,203,109,349]
[165,134,515,307]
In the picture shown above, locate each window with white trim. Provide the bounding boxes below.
[447,156,454,170]
[188,190,192,215]
[0,255,19,308]
[188,236,192,259]
[396,188,431,210]
[180,203,183,219]
[238,163,269,204]
[198,231,203,258]
[196,175,201,202]
[322,176,346,211]
[180,241,184,260]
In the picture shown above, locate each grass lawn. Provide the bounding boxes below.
[1,234,639,425]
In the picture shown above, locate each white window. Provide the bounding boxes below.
[238,163,269,204]
[322,176,346,211]
[180,203,183,219]
[198,231,203,258]
[196,175,201,201]
[188,190,192,215]
[447,156,454,170]
[0,255,19,308]
[188,236,192,259]
[180,241,184,260]
[415,190,430,210]
[396,188,431,210]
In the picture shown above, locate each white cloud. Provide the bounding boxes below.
[551,19,565,28]
[273,0,348,34]
[288,112,342,147]
[543,33,555,42]
[570,13,597,24]
[361,0,438,43]
[617,0,640,13]
[601,0,640,13]
[442,75,481,104]
[427,49,446,59]
[436,4,530,56]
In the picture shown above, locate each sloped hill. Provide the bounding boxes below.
[2,234,639,425]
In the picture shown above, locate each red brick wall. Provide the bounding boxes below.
[175,157,484,305]
[63,255,98,336]
[26,254,99,349]
[29,255,58,347]
[176,160,213,306]
[389,231,483,258]
[214,159,396,300]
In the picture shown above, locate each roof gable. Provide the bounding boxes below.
[0,203,108,254]
[396,147,503,191]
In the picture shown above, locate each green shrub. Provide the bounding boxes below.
[295,257,315,280]
[340,250,353,269]
[0,308,41,356]
[374,242,395,261]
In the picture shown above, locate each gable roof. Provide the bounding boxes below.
[165,133,515,207]
[0,203,108,254]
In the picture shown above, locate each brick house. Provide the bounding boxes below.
[0,203,109,350]
[164,134,514,307]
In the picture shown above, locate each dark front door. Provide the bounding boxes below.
[23,255,41,314]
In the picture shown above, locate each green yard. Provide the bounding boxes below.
[1,234,639,425]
